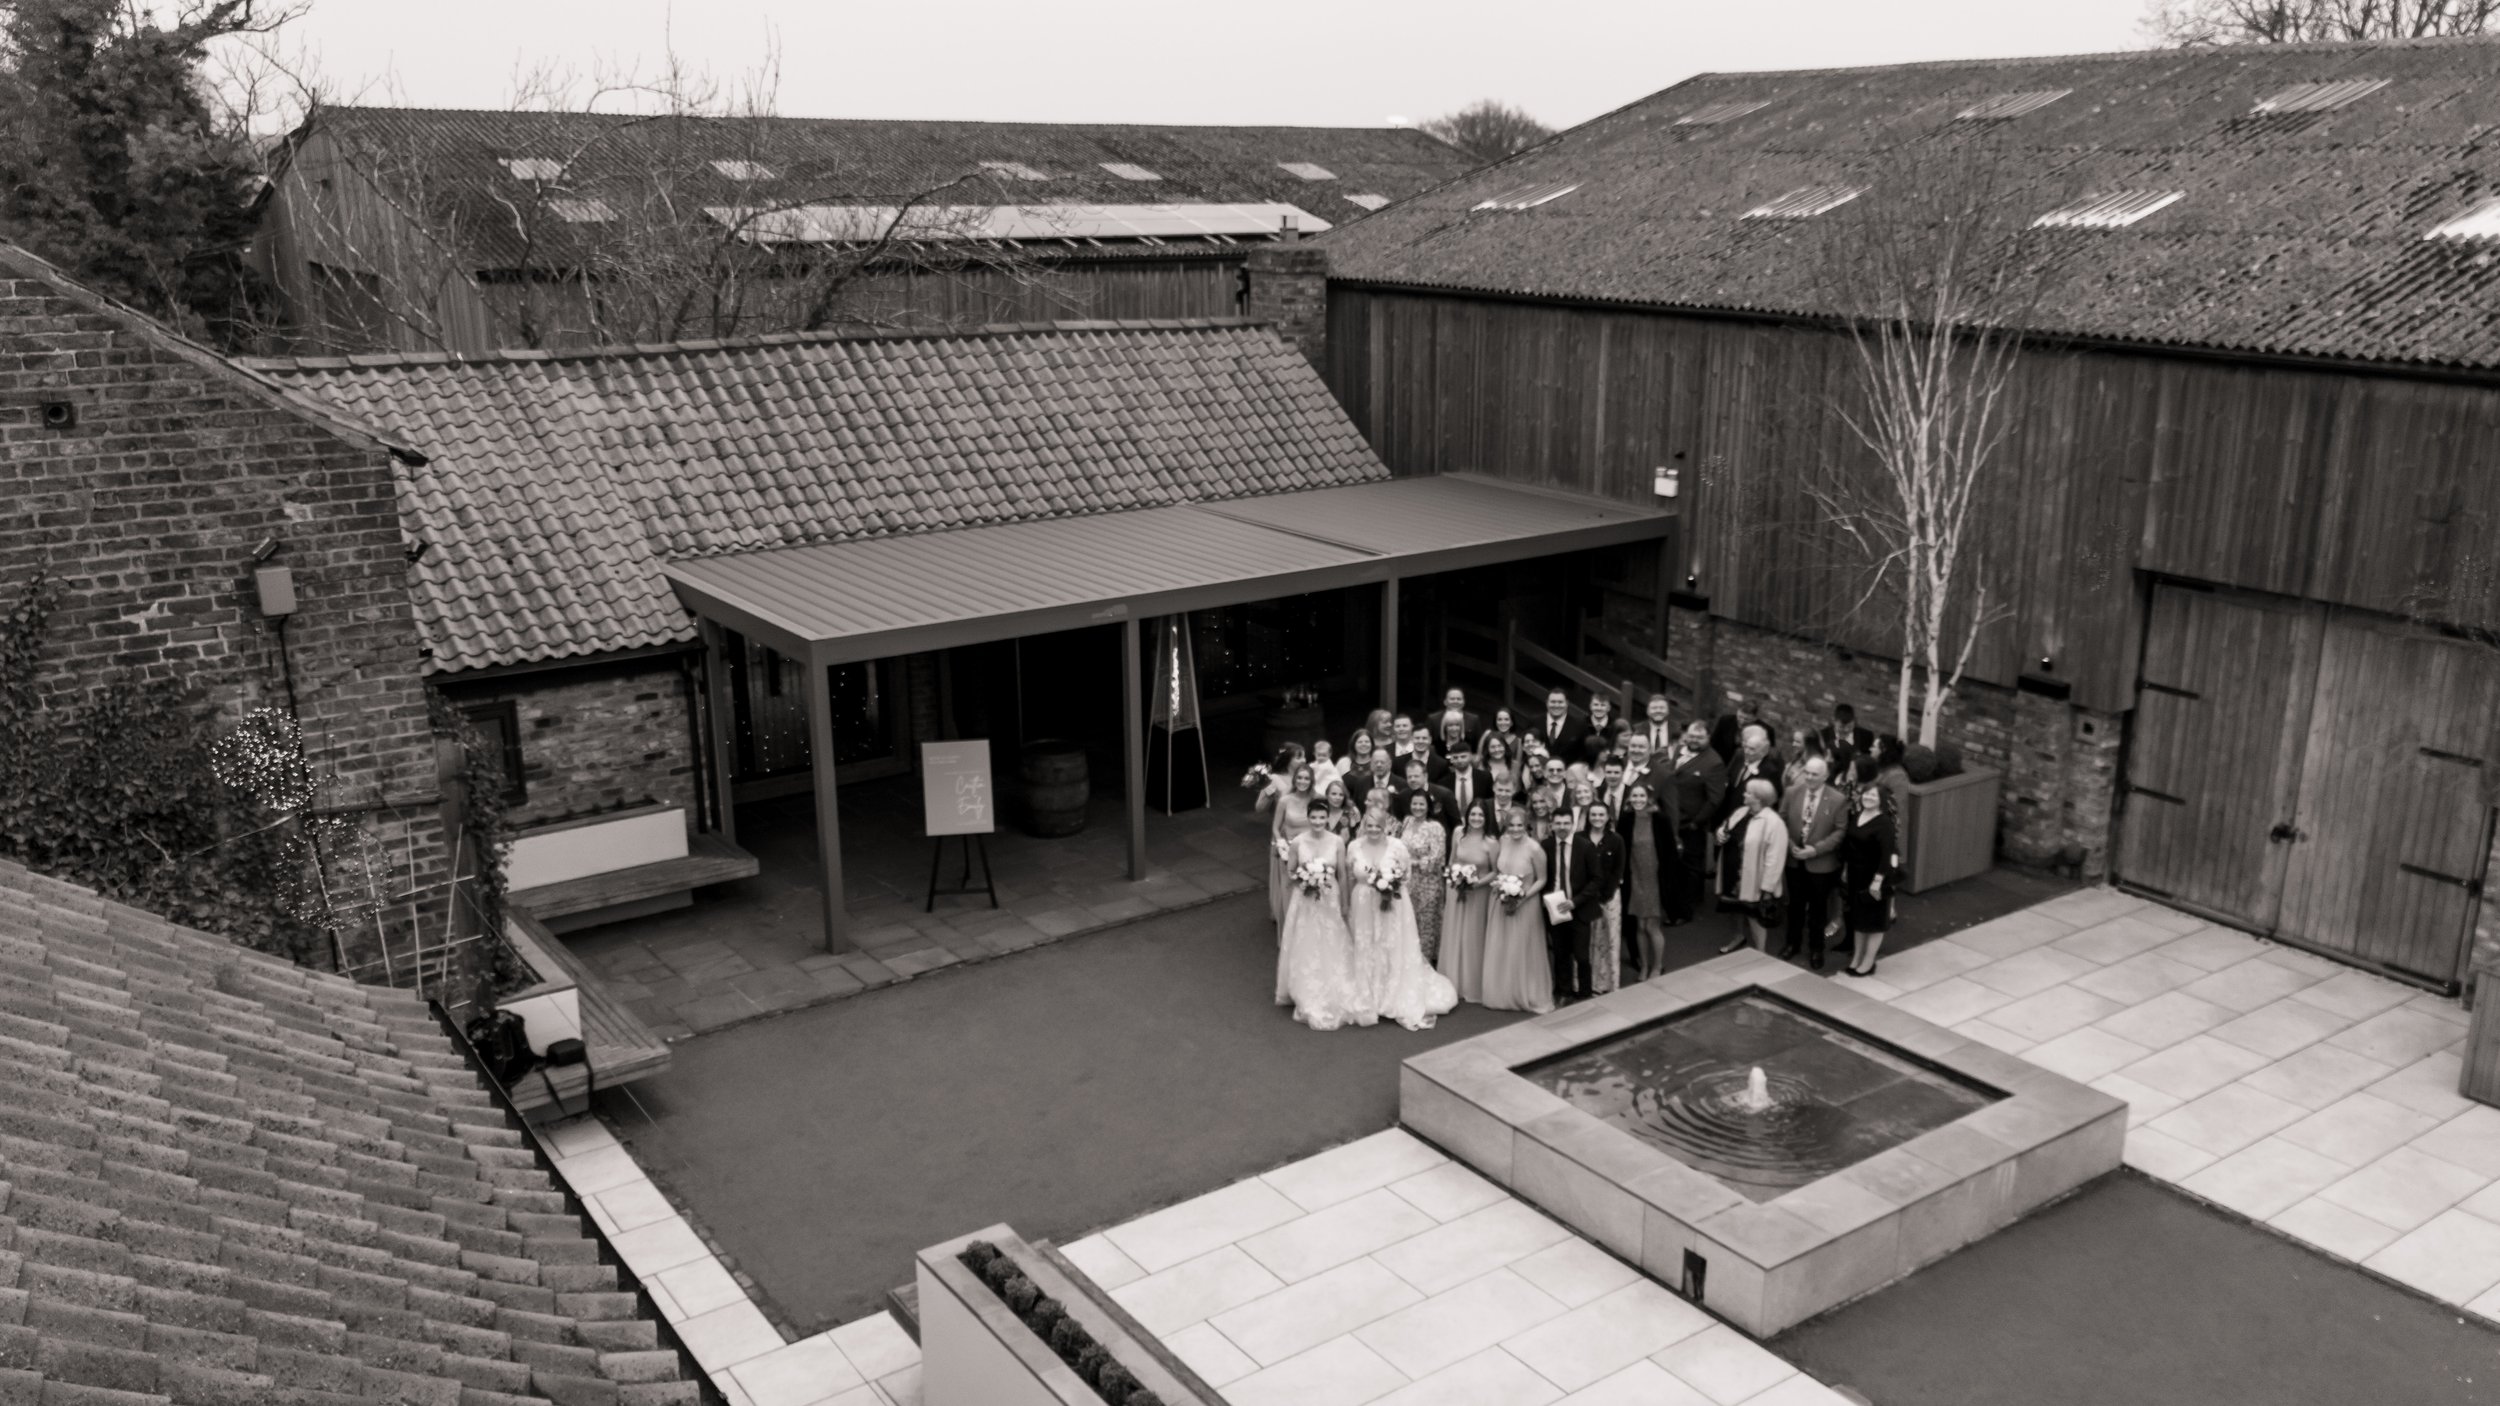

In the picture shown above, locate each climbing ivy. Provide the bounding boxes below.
[425,685,524,995]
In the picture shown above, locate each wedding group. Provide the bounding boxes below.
[1248,684,1912,1030]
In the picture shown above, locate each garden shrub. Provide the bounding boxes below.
[958,1245,1164,1406]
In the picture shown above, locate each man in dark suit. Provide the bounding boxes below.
[1596,756,1635,837]
[1442,744,1495,824]
[1818,704,1878,778]
[1434,688,1485,751]
[1535,688,1589,763]
[1633,692,1679,758]
[1777,756,1848,968]
[1581,693,1625,768]
[1716,724,1783,829]
[1545,806,1614,1002]
[1346,747,1400,815]
[1711,695,1765,765]
[1663,721,1725,923]
[1400,758,1459,829]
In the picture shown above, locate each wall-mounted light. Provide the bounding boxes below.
[1654,466,1680,499]
[2039,654,2054,673]
[250,537,282,564]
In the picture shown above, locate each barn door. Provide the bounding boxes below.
[2115,585,2324,927]
[2273,618,2500,987]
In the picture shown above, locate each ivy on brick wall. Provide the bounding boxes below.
[425,686,522,995]
[0,573,313,959]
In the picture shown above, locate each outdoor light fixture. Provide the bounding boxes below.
[2040,654,2055,672]
[1654,466,1680,499]
[250,537,282,563]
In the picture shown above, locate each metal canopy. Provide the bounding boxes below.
[660,473,1673,667]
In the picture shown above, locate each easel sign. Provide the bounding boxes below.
[921,740,999,910]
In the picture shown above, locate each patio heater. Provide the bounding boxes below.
[1146,614,1209,814]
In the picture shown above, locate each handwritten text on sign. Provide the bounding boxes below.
[920,740,996,836]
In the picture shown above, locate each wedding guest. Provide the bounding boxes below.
[1666,721,1725,923]
[1545,806,1609,1003]
[1440,798,1498,1001]
[1365,708,1393,745]
[1480,733,1522,793]
[1401,788,1449,966]
[1597,755,1633,832]
[1839,755,1903,978]
[1402,757,1458,829]
[1821,704,1877,776]
[1777,756,1847,970]
[1528,789,1558,842]
[1582,693,1625,767]
[1444,744,1493,823]
[1389,714,1418,763]
[1718,724,1782,832]
[1711,694,1765,764]
[1622,784,1673,980]
[1348,747,1399,814]
[1308,739,1342,792]
[1622,733,1667,804]
[1535,687,1589,760]
[1432,715,1471,778]
[1782,727,1829,797]
[1634,692,1677,757]
[1320,778,1357,838]
[1485,707,1521,758]
[1482,804,1554,1013]
[1716,778,1789,955]
[1255,753,1315,925]
[1490,775,1520,834]
[1436,687,1484,746]
[1341,730,1373,790]
[1582,799,1626,994]
[1874,735,1914,875]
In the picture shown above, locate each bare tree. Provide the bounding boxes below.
[1789,146,2059,747]
[2143,0,2500,43]
[1420,100,1552,165]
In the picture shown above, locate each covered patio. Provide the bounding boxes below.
[663,472,1674,952]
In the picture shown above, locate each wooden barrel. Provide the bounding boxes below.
[1020,741,1091,837]
[1260,702,1325,762]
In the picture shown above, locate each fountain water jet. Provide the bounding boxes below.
[1736,1065,1771,1113]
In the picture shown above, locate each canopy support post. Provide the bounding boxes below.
[1380,576,1401,714]
[701,620,740,846]
[1124,615,1146,882]
[806,652,850,953]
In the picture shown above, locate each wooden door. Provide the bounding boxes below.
[2115,585,2324,926]
[2275,618,2500,986]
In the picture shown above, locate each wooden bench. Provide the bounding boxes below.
[507,807,759,934]
[497,912,674,1119]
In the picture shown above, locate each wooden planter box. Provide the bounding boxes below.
[916,1225,1212,1406]
[1903,765,2002,894]
[2464,955,2500,1109]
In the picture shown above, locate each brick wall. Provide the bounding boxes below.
[0,255,449,971]
[1676,605,2121,877]
[445,657,700,830]
[1245,242,1330,369]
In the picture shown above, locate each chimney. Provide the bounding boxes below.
[1244,237,1329,369]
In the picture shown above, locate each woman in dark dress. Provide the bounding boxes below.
[1839,755,1904,977]
[1621,783,1673,981]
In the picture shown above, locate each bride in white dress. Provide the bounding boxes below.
[1278,798,1363,1031]
[1344,806,1460,1031]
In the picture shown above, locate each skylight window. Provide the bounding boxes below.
[1278,162,1337,181]
[710,160,775,181]
[1100,162,1162,181]
[1674,100,1770,126]
[981,160,1049,180]
[1743,185,1863,220]
[1344,193,1390,211]
[1957,90,2071,121]
[1472,180,1579,211]
[547,198,616,223]
[2252,78,2389,115]
[2032,191,2183,229]
[2425,197,2500,241]
[502,157,565,181]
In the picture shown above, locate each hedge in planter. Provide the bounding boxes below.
[961,1242,1163,1406]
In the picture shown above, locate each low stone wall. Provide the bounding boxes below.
[1672,605,2120,879]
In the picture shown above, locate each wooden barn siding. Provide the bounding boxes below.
[260,130,503,355]
[1325,286,2500,717]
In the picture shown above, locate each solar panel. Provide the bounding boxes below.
[1742,185,1863,220]
[710,160,775,181]
[1957,90,2071,121]
[1472,181,1580,211]
[2252,79,2389,115]
[1100,162,1162,181]
[709,202,1331,244]
[2425,197,2500,241]
[1344,193,1390,211]
[1278,162,1337,181]
[980,161,1049,181]
[1674,100,1770,126]
[546,198,615,223]
[501,157,565,181]
[2032,191,2183,229]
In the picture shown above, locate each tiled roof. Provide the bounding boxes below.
[250,321,1392,674]
[304,107,1471,267]
[1318,37,2500,370]
[0,858,701,1405]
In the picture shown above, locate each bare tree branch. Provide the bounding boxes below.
[2142,0,2500,43]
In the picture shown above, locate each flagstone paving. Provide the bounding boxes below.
[1854,885,2500,1320]
[1073,1129,1853,1406]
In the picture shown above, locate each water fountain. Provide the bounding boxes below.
[1399,950,2125,1336]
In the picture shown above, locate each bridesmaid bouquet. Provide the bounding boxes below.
[1445,863,1483,894]
[1292,859,1333,896]
[1367,865,1407,910]
[1273,836,1294,863]
[1241,762,1273,789]
[1493,873,1529,912]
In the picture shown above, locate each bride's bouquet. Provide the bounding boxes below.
[1445,863,1483,894]
[1367,864,1407,911]
[1292,858,1333,897]
[1493,873,1529,912]
[1241,762,1273,790]
[1273,835,1295,863]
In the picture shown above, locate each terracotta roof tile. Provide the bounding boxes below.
[254,321,1391,672]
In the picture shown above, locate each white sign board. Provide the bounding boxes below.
[921,740,996,836]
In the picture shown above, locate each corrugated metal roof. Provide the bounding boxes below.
[663,474,1673,662]
[2033,190,2184,229]
[1318,37,2500,371]
[711,201,1332,244]
[1957,90,2071,121]
[1744,185,1863,220]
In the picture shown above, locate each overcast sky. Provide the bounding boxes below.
[269,0,2155,130]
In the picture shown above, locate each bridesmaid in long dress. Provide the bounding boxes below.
[1439,798,1499,1001]
[1399,789,1448,966]
[1481,804,1555,1013]
[1256,752,1312,925]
